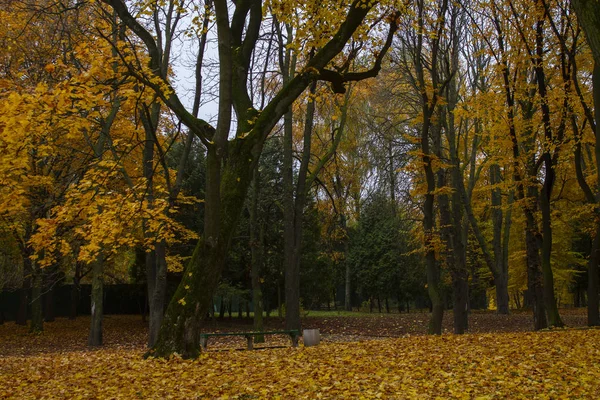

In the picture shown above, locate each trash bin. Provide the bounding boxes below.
[303,329,320,347]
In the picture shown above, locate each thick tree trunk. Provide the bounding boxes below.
[88,258,104,346]
[571,0,600,64]
[540,185,563,327]
[525,220,547,330]
[495,269,510,315]
[149,140,258,358]
[588,63,600,326]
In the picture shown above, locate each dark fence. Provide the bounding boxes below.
[0,284,147,321]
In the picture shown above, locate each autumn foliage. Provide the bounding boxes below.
[1,315,600,399]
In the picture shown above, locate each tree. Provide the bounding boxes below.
[99,0,400,358]
[571,0,600,326]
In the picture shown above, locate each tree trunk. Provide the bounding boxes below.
[588,63,600,326]
[147,241,168,347]
[16,277,29,326]
[414,0,447,335]
[571,0,600,65]
[490,164,510,314]
[70,277,80,320]
[588,225,600,326]
[148,140,259,358]
[344,259,352,312]
[44,277,55,323]
[525,219,547,330]
[540,184,563,327]
[495,269,510,315]
[103,0,390,360]
[343,213,352,312]
[250,166,265,342]
[29,263,43,334]
[284,81,319,331]
[88,258,104,346]
[219,296,225,320]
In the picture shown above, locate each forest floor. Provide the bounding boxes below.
[1,310,599,398]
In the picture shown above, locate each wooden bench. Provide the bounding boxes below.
[199,330,299,351]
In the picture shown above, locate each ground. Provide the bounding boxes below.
[0,310,598,398]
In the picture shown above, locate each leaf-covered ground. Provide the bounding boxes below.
[1,313,599,399]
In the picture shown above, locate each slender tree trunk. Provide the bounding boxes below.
[414,0,447,335]
[29,262,43,333]
[70,275,80,320]
[44,276,55,323]
[148,241,168,347]
[250,166,264,342]
[343,213,352,312]
[589,225,600,326]
[88,258,104,346]
[284,81,319,331]
[16,276,29,326]
[219,296,225,320]
[277,284,282,318]
[490,165,510,314]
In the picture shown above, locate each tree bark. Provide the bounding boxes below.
[412,0,447,335]
[490,165,510,314]
[571,0,600,64]
[44,279,55,323]
[70,274,80,320]
[250,165,265,342]
[29,262,43,333]
[343,213,352,312]
[147,241,168,347]
[16,276,29,326]
[525,214,548,330]
[589,63,600,326]
[589,227,600,326]
[88,258,104,346]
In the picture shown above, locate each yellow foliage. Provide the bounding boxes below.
[2,318,600,399]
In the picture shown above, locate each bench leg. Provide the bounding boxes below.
[200,337,208,351]
[246,335,253,350]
